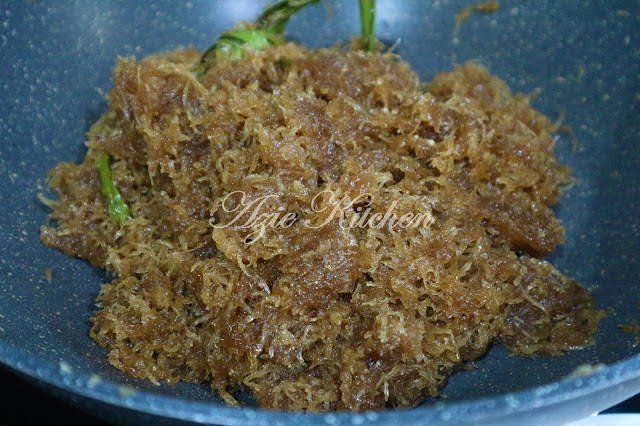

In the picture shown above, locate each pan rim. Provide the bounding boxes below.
[1,339,639,424]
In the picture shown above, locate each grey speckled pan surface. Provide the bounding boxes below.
[0,1,639,424]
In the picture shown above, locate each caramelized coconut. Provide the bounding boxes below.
[41,45,602,411]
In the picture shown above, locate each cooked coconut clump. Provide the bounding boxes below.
[41,44,602,411]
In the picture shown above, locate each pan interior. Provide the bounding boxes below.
[0,0,638,412]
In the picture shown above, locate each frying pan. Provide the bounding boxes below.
[1,0,639,424]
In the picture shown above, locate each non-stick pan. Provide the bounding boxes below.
[0,1,638,424]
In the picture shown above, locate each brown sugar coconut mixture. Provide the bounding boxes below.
[40,44,603,411]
